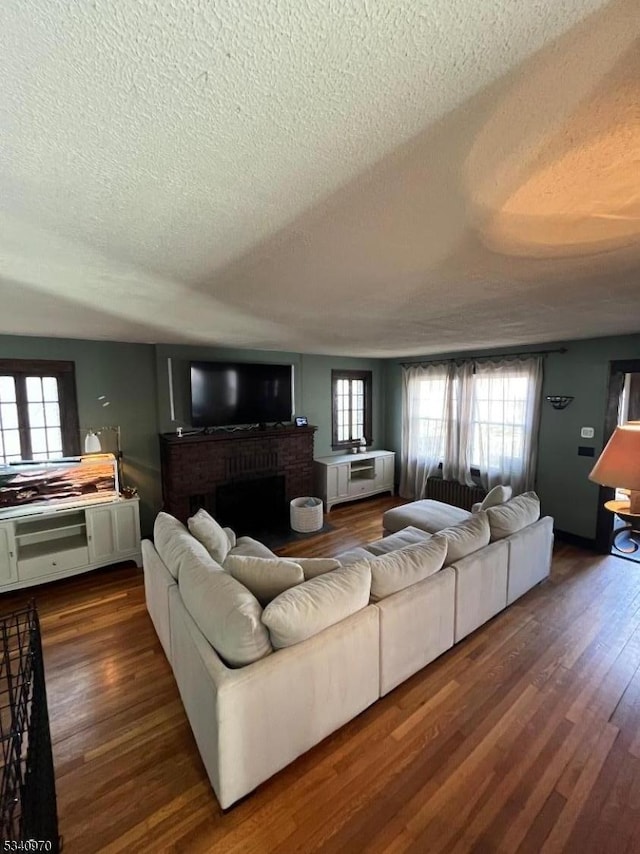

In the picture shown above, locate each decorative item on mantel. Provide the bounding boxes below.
[545,395,574,410]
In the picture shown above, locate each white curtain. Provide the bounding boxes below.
[400,362,453,499]
[470,357,543,493]
[400,356,543,499]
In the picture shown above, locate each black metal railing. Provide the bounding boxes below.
[0,602,59,849]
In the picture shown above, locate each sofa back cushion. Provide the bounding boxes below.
[478,484,513,511]
[486,492,541,541]
[369,536,447,602]
[293,557,342,580]
[262,564,371,649]
[179,554,272,667]
[434,512,490,566]
[224,554,305,606]
[154,512,212,581]
[187,508,234,564]
[228,536,278,559]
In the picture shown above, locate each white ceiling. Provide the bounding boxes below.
[1,0,638,357]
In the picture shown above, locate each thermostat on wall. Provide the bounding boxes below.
[580,427,595,439]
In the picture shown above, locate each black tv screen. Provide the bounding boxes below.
[190,361,293,428]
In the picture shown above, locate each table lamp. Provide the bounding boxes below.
[589,422,640,514]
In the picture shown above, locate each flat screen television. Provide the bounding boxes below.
[190,361,293,428]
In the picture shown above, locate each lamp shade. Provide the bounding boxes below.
[84,431,102,453]
[589,423,640,491]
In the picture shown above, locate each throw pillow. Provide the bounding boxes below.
[187,508,233,564]
[179,554,272,667]
[478,484,513,512]
[434,512,490,566]
[262,563,371,649]
[223,527,237,549]
[486,492,541,540]
[369,537,446,602]
[224,554,305,606]
[291,557,342,580]
[154,511,215,580]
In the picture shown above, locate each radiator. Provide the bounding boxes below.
[424,477,486,510]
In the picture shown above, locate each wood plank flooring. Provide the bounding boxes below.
[4,495,640,852]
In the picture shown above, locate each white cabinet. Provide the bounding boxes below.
[315,451,395,511]
[0,522,17,585]
[326,463,350,504]
[0,498,141,592]
[86,500,140,564]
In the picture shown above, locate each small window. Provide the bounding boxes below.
[0,360,80,464]
[331,370,372,450]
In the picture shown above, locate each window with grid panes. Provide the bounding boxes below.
[0,360,80,464]
[331,370,372,450]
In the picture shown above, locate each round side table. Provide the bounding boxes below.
[605,500,640,554]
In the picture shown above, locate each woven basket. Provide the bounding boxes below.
[290,497,324,533]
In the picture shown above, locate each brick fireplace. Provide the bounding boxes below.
[159,426,316,534]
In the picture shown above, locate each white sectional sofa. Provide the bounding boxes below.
[142,492,553,809]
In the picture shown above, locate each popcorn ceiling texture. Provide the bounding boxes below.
[0,0,638,355]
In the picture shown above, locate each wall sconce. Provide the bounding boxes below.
[546,395,574,410]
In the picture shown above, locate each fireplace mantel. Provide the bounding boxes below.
[159,425,317,526]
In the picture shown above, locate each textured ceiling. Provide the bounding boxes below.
[0,0,638,356]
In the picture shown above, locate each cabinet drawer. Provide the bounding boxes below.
[348,480,372,497]
[18,546,90,581]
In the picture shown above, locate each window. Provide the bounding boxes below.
[469,372,531,473]
[401,357,542,497]
[331,370,372,450]
[0,360,80,464]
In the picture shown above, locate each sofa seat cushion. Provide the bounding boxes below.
[369,537,447,602]
[224,555,305,606]
[383,500,472,535]
[228,537,278,559]
[335,547,374,566]
[366,525,431,556]
[434,512,490,566]
[486,492,541,541]
[261,564,371,649]
[179,553,272,667]
[187,508,234,564]
[154,512,213,581]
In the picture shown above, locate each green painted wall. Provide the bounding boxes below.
[0,335,160,535]
[154,345,385,459]
[6,327,636,542]
[383,333,640,539]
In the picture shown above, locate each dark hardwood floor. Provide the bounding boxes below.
[4,495,640,853]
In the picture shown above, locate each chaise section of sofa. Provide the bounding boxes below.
[169,583,379,809]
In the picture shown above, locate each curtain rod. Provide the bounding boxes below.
[400,347,567,368]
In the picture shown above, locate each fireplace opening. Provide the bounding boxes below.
[210,475,287,538]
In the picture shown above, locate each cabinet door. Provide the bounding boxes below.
[326,464,350,500]
[86,506,117,562]
[374,455,395,490]
[87,502,141,563]
[382,454,395,489]
[113,501,140,555]
[0,522,17,584]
